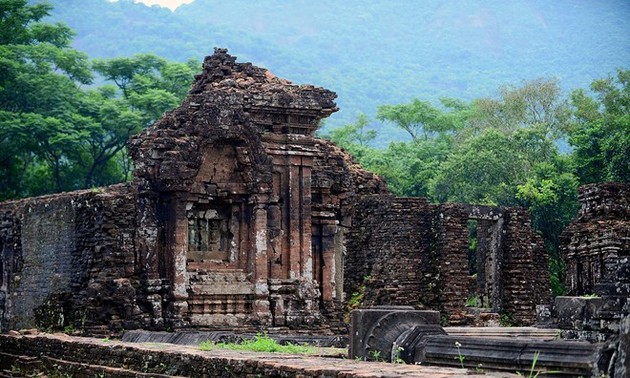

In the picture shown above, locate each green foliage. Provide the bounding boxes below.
[580,293,600,298]
[465,295,480,308]
[568,69,630,184]
[199,334,317,354]
[378,138,452,197]
[0,0,91,198]
[500,313,514,327]
[0,0,198,200]
[369,350,382,361]
[41,0,629,141]
[429,128,520,205]
[549,257,566,297]
[324,79,597,295]
[454,341,465,369]
[345,275,370,320]
[326,113,376,148]
[515,351,553,378]
[377,99,444,141]
[392,345,405,364]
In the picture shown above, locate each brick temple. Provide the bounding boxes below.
[0,49,553,334]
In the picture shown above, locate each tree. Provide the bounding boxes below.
[569,69,630,184]
[324,113,453,197]
[0,0,92,199]
[94,54,197,124]
[327,113,375,147]
[0,1,199,199]
[84,54,198,187]
[378,137,452,197]
[429,128,525,205]
[72,86,144,187]
[377,99,444,141]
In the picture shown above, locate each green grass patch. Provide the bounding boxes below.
[199,334,318,354]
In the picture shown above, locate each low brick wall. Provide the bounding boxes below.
[0,333,513,377]
[0,185,141,334]
[345,195,550,326]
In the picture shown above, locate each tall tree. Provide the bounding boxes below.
[377,99,443,141]
[0,1,199,198]
[569,69,630,184]
[0,0,92,198]
[85,54,198,187]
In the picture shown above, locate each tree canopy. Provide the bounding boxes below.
[0,0,198,199]
[327,74,628,296]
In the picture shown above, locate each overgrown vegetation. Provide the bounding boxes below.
[199,334,317,354]
[345,275,370,320]
[499,313,514,327]
[465,295,480,308]
[515,351,557,378]
[454,341,465,369]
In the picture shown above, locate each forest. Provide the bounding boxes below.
[1,0,629,295]
[38,0,630,142]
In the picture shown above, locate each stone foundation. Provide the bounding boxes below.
[0,333,512,377]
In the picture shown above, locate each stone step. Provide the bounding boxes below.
[417,334,604,377]
[444,326,558,340]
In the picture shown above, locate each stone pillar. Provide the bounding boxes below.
[320,223,337,303]
[334,224,346,302]
[288,155,313,279]
[171,198,189,326]
[252,200,271,325]
[432,205,469,324]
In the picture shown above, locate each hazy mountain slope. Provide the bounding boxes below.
[38,0,630,142]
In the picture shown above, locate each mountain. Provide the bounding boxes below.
[37,0,630,144]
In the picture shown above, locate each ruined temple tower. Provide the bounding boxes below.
[127,48,386,330]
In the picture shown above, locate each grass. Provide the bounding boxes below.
[199,333,318,354]
[465,295,479,307]
[517,351,541,378]
[580,293,600,298]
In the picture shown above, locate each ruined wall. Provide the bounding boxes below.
[345,195,435,309]
[0,185,142,333]
[431,204,470,324]
[345,200,550,326]
[0,48,554,334]
[558,182,629,340]
[500,208,551,325]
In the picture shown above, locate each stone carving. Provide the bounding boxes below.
[348,308,618,376]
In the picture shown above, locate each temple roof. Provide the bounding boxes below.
[189,48,338,128]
